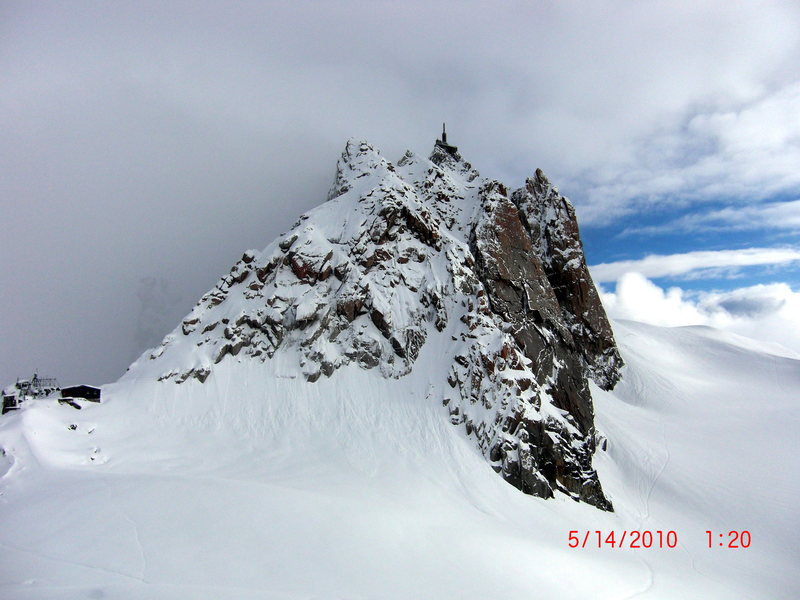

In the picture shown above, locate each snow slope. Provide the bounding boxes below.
[1,319,798,599]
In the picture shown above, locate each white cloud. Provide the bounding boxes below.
[591,247,800,282]
[577,81,800,225]
[599,273,707,326]
[600,273,800,357]
[621,199,800,236]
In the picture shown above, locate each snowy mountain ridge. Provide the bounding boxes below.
[125,137,622,509]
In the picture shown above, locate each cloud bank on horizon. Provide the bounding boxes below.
[1,1,799,384]
[596,273,800,358]
[591,247,800,356]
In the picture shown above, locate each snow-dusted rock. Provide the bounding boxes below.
[128,136,622,509]
[512,169,623,390]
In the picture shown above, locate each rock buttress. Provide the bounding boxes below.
[512,169,623,390]
[453,179,612,510]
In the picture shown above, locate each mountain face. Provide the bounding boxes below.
[130,137,622,510]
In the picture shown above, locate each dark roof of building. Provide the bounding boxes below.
[61,385,101,398]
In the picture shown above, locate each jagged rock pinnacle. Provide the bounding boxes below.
[133,137,623,510]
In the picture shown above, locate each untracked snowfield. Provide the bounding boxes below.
[1,320,798,599]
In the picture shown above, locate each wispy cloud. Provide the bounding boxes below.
[590,247,800,282]
[620,198,800,236]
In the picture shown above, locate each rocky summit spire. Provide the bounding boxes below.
[134,137,622,510]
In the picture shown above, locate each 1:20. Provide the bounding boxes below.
[706,530,751,548]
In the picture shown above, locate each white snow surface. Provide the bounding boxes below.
[1,319,798,599]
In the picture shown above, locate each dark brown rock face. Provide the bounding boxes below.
[458,180,613,510]
[512,169,623,390]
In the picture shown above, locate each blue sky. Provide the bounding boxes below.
[2,1,799,383]
[582,198,800,291]
[579,175,800,355]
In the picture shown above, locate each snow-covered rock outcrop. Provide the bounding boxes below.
[126,137,622,509]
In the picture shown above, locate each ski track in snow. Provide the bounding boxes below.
[120,512,147,583]
[621,557,655,600]
[624,422,670,600]
[0,539,147,585]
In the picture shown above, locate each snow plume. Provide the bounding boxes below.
[133,277,184,361]
[599,272,800,357]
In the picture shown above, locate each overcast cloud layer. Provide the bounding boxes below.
[2,1,799,385]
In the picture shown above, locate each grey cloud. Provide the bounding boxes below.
[712,296,786,318]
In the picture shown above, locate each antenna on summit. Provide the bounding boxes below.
[435,122,458,155]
